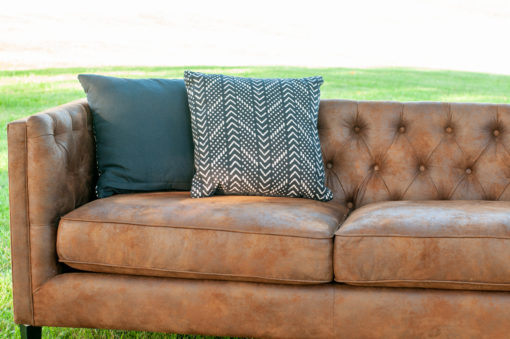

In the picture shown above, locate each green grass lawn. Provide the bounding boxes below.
[1,66,510,338]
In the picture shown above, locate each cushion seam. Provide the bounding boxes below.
[59,259,331,284]
[335,278,510,286]
[335,234,510,240]
[60,217,335,239]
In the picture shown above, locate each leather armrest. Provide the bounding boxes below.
[8,99,96,324]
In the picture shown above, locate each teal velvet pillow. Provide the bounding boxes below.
[78,74,194,198]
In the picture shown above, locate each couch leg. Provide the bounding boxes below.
[19,325,42,339]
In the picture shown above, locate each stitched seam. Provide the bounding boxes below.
[337,278,510,286]
[24,122,35,324]
[377,109,400,197]
[425,134,445,165]
[27,128,86,140]
[427,170,441,197]
[493,106,510,183]
[401,170,420,199]
[31,284,46,296]
[448,173,466,199]
[332,279,335,338]
[497,181,510,200]
[336,234,510,239]
[326,147,347,199]
[60,218,335,240]
[378,171,392,197]
[472,172,488,198]
[500,131,510,158]
[58,259,331,284]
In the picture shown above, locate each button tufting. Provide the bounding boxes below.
[314,101,510,208]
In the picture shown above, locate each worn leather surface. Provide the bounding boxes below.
[333,284,510,339]
[10,98,510,332]
[33,273,334,339]
[7,99,95,324]
[7,118,31,324]
[319,100,510,209]
[335,200,510,290]
[33,273,510,338]
[58,192,346,284]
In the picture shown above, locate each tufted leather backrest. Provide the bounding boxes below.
[318,100,510,211]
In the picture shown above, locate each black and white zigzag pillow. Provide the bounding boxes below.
[184,71,333,201]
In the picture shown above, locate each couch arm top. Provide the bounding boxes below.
[8,99,96,324]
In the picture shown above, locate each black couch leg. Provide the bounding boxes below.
[19,325,42,339]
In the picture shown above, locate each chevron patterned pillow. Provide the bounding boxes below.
[184,71,333,201]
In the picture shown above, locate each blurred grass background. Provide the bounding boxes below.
[1,66,510,338]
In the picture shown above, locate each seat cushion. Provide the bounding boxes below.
[58,192,346,284]
[334,200,510,291]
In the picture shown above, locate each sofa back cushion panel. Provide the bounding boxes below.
[78,74,194,198]
[319,100,510,210]
[184,71,332,201]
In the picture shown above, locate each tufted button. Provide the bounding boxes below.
[326,162,333,169]
[419,165,426,172]
[373,164,380,172]
[493,129,500,137]
[445,126,453,134]
[354,126,361,133]
[465,168,472,175]
[399,126,406,133]
[346,201,354,209]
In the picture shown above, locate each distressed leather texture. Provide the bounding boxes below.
[332,285,510,338]
[335,200,510,290]
[32,273,510,339]
[9,98,510,336]
[8,99,95,324]
[319,100,510,208]
[57,192,346,284]
[8,118,31,324]
[33,273,334,338]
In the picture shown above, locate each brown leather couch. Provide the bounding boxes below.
[8,99,510,339]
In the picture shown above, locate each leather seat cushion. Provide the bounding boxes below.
[334,200,510,291]
[57,192,346,284]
